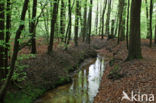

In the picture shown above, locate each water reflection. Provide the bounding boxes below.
[35,55,105,103]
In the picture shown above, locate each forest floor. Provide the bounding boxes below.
[94,39,156,103]
[5,37,107,103]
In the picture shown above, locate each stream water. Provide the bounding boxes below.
[35,55,105,103]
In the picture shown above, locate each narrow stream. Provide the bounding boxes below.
[35,55,105,103]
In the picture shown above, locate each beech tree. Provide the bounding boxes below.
[74,0,80,46]
[149,0,153,47]
[105,0,112,38]
[30,0,37,54]
[0,0,5,79]
[101,0,107,39]
[127,0,142,60]
[48,0,60,53]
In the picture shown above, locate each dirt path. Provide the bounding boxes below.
[94,39,156,103]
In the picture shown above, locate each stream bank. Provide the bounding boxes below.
[94,39,156,103]
[4,39,106,103]
[35,55,105,103]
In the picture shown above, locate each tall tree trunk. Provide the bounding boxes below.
[95,0,99,35]
[60,0,66,42]
[110,19,115,38]
[149,0,153,48]
[5,0,11,76]
[101,0,107,39]
[82,0,87,42]
[154,24,156,44]
[0,0,5,80]
[99,3,102,36]
[126,0,130,49]
[86,0,92,44]
[30,0,37,54]
[127,0,142,61]
[0,0,29,102]
[74,0,80,46]
[48,0,59,53]
[145,0,150,39]
[105,0,112,39]
[66,0,72,45]
[117,0,125,43]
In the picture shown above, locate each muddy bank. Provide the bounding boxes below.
[4,39,106,103]
[94,39,156,103]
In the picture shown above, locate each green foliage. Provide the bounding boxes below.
[12,61,28,82]
[12,54,35,82]
[107,64,124,80]
[5,85,46,103]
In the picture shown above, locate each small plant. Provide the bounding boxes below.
[12,61,29,82]
[107,65,124,80]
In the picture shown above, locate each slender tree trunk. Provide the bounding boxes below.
[86,0,92,44]
[74,0,80,46]
[117,0,125,43]
[114,12,119,37]
[5,0,11,76]
[82,0,87,42]
[99,3,102,36]
[105,0,112,39]
[0,0,29,102]
[95,0,99,35]
[30,0,37,54]
[126,0,130,49]
[0,0,5,80]
[127,0,142,61]
[145,0,150,39]
[149,0,153,48]
[111,19,115,38]
[154,24,156,44]
[66,0,72,45]
[101,0,107,39]
[60,0,66,42]
[48,0,59,53]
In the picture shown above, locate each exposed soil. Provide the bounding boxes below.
[94,39,156,103]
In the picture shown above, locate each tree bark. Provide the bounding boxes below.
[154,24,156,44]
[66,0,72,45]
[127,0,142,60]
[5,0,11,76]
[86,0,92,44]
[48,0,59,53]
[126,0,130,49]
[60,0,66,42]
[30,0,37,54]
[74,0,80,46]
[82,0,87,42]
[149,0,153,47]
[0,0,5,80]
[105,0,112,38]
[101,0,107,39]
[117,0,125,43]
[95,0,99,35]
[145,0,150,39]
